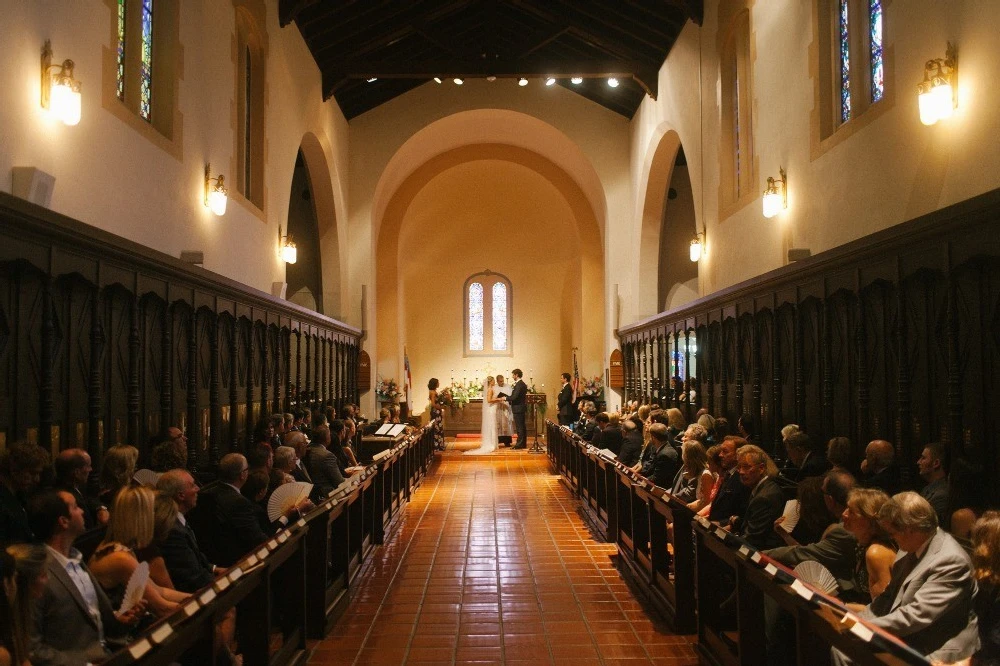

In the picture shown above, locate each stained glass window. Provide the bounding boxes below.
[870,0,884,103]
[840,0,851,123]
[469,282,484,351]
[139,0,153,121]
[245,47,252,200]
[491,282,507,351]
[116,0,126,101]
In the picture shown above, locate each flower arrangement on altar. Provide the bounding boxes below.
[444,381,483,410]
[375,376,401,402]
[580,375,605,399]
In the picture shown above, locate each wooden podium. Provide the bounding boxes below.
[526,393,547,452]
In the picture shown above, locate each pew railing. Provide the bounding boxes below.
[100,425,436,665]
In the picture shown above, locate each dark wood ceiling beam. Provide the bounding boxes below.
[519,27,570,58]
[546,0,668,56]
[308,0,471,55]
[278,0,322,28]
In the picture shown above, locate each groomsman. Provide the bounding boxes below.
[557,373,575,426]
[508,369,528,449]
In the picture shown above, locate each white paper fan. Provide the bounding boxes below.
[133,469,162,487]
[267,481,313,522]
[119,561,149,614]
[793,560,838,595]
[779,499,800,533]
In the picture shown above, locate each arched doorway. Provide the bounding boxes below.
[658,147,698,311]
[285,150,323,312]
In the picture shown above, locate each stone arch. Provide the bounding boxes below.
[293,131,342,317]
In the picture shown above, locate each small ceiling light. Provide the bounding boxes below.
[204,164,228,216]
[518,77,528,87]
[366,77,378,83]
[571,77,583,85]
[607,77,619,88]
[689,233,705,262]
[545,77,556,86]
[762,167,787,218]
[278,225,297,264]
[453,77,464,85]
[918,42,958,126]
[486,75,497,82]
[40,41,82,126]
[433,77,442,84]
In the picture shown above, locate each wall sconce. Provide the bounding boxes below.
[689,232,705,262]
[204,164,228,216]
[762,167,787,218]
[278,225,297,264]
[918,42,958,126]
[41,40,82,126]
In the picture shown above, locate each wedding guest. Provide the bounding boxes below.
[54,450,104,529]
[773,476,834,547]
[149,428,188,472]
[0,443,49,544]
[591,413,623,456]
[917,442,950,529]
[619,419,644,467]
[640,424,680,489]
[303,426,345,496]
[841,488,897,602]
[733,444,784,550]
[98,444,139,511]
[680,441,714,511]
[861,439,900,495]
[1,544,48,666]
[557,373,575,426]
[827,436,854,474]
[428,378,445,450]
[706,437,752,526]
[963,511,1000,665]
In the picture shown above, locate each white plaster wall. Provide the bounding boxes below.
[0,0,351,304]
[627,0,1000,328]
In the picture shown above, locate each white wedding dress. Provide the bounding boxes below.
[467,381,498,455]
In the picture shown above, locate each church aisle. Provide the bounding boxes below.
[308,452,697,665]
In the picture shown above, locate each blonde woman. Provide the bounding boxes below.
[682,442,716,512]
[99,444,139,509]
[841,488,897,602]
[89,486,189,617]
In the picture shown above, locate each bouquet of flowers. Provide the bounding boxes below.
[580,375,604,399]
[446,381,483,409]
[375,376,401,402]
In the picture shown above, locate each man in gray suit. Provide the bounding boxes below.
[834,492,979,664]
[28,489,145,666]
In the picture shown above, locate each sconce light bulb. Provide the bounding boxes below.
[689,238,703,262]
[518,77,528,87]
[545,77,556,86]
[571,77,583,85]
[607,77,619,88]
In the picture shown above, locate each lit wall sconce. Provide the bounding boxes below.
[204,164,228,216]
[40,40,82,126]
[918,42,958,126]
[278,225,297,264]
[762,167,787,218]
[689,232,705,262]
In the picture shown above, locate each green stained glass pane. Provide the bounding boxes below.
[117,0,126,100]
[870,0,884,103]
[139,0,153,121]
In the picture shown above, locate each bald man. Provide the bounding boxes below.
[53,448,108,529]
[861,439,900,495]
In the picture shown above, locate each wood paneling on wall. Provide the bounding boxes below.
[0,193,362,471]
[620,188,1000,502]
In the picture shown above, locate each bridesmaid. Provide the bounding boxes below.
[428,378,445,450]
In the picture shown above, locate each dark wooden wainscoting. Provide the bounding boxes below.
[0,192,362,471]
[619,189,1000,500]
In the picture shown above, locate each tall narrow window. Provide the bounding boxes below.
[244,47,252,201]
[469,282,484,352]
[839,0,851,123]
[491,282,507,351]
[464,272,512,356]
[870,0,884,103]
[234,3,267,212]
[717,3,756,218]
[116,0,126,100]
[139,0,154,121]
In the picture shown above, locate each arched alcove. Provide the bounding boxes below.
[636,126,699,316]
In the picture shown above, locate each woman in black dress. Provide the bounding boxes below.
[428,378,445,450]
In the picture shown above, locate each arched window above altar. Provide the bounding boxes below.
[464,271,512,357]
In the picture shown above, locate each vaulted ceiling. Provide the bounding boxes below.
[279,1,704,120]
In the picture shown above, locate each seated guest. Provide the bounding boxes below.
[664,408,686,444]
[706,437,752,526]
[272,447,299,487]
[3,543,48,666]
[861,439,900,495]
[390,405,401,424]
[732,444,785,550]
[766,470,860,593]
[577,406,599,441]
[342,419,361,466]
[834,492,979,664]
[639,424,680,489]
[203,454,305,567]
[328,420,353,475]
[964,511,1000,665]
[98,444,139,510]
[283,412,295,434]
[780,431,830,482]
[283,432,313,483]
[156,470,217,592]
[678,440,714,511]
[88,486,188,617]
[774,476,834,547]
[702,445,725,510]
[827,436,854,474]
[240,469,275,533]
[246,443,274,473]
[917,442,950,529]
[54,448,107,530]
[0,443,49,544]
[302,426,345,497]
[28,489,145,665]
[591,413,623,456]
[148,428,188,472]
[840,488,896,602]
[713,417,731,444]
[697,413,716,444]
[619,419,644,467]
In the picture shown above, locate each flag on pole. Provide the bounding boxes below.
[572,347,580,403]
[403,346,413,412]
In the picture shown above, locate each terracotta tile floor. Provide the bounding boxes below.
[308,450,698,665]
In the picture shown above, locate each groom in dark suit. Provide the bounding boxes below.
[509,369,528,449]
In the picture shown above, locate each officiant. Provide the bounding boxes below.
[495,375,514,447]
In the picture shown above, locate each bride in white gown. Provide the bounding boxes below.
[467,376,502,454]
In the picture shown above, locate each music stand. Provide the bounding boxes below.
[526,393,547,453]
